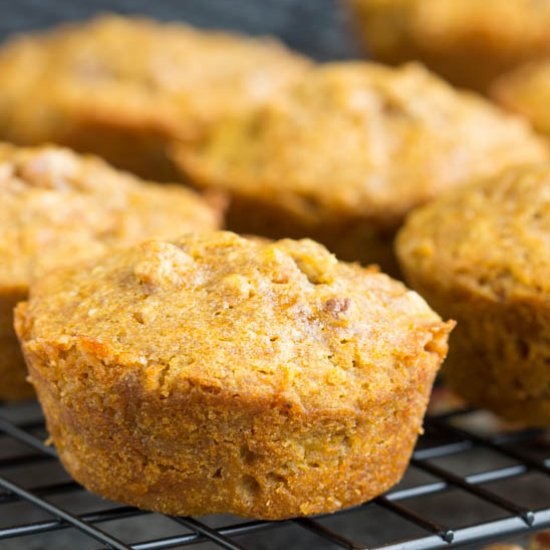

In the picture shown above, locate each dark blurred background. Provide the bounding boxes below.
[0,0,359,60]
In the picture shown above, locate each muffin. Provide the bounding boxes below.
[397,164,550,426]
[492,60,550,139]
[0,143,220,401]
[15,232,453,519]
[0,15,311,180]
[173,62,548,273]
[347,0,550,92]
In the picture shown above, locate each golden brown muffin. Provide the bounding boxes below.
[492,60,550,139]
[397,164,550,426]
[173,62,548,273]
[15,231,453,519]
[0,143,220,401]
[0,15,311,180]
[347,0,550,92]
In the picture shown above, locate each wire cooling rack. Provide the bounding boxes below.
[0,401,549,550]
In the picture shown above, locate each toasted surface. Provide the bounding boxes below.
[174,62,547,267]
[0,15,311,178]
[348,0,550,92]
[493,60,550,139]
[19,232,447,409]
[16,232,452,517]
[0,143,220,401]
[397,164,550,425]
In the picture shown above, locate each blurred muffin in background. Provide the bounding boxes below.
[493,60,550,140]
[0,15,312,180]
[397,163,550,426]
[347,0,550,93]
[173,62,548,273]
[0,143,221,401]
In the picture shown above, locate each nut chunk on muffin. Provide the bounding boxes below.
[0,15,311,180]
[0,143,221,401]
[15,232,453,519]
[397,164,550,426]
[173,62,547,273]
[347,0,550,92]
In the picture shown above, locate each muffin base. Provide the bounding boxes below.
[225,194,400,275]
[60,114,183,182]
[20,324,442,519]
[0,335,34,401]
[0,291,33,401]
[400,276,550,426]
[353,38,514,94]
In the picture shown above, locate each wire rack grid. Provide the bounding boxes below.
[0,401,549,550]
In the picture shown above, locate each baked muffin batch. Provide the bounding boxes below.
[1,6,550,520]
[173,61,546,272]
[0,16,311,180]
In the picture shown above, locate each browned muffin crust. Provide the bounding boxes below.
[0,15,311,180]
[0,143,221,401]
[492,60,550,140]
[173,62,547,273]
[397,164,550,426]
[347,0,550,93]
[15,232,453,518]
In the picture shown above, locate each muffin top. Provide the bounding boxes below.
[19,232,452,412]
[0,15,311,144]
[174,62,547,229]
[492,60,550,138]
[0,144,220,289]
[397,164,550,299]
[350,1,550,69]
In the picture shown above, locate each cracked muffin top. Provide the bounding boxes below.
[174,62,548,230]
[18,231,452,412]
[0,143,220,289]
[348,0,550,91]
[0,15,312,145]
[397,163,550,300]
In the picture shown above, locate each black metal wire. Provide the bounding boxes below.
[171,517,248,550]
[0,477,133,549]
[0,405,549,550]
[411,458,535,526]
[375,496,454,543]
[294,517,364,550]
